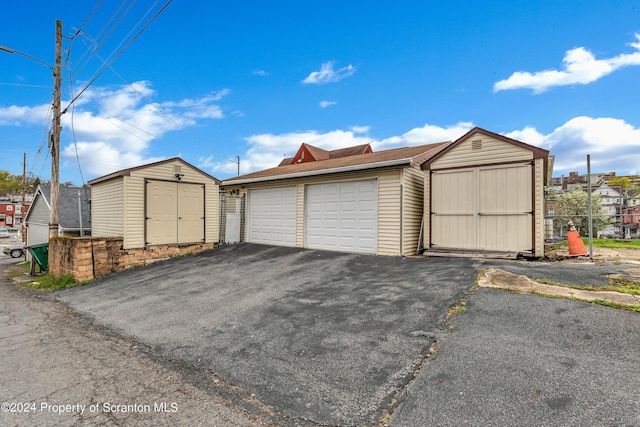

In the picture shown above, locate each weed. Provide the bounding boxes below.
[24,273,87,291]
[172,251,193,259]
[533,277,640,296]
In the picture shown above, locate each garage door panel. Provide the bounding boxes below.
[305,179,378,254]
[248,187,296,246]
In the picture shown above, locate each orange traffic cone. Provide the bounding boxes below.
[567,220,587,256]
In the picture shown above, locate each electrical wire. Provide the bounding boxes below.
[70,0,134,80]
[65,0,172,109]
[72,42,238,170]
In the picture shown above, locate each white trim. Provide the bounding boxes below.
[222,158,412,186]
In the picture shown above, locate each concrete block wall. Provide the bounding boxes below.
[49,237,216,282]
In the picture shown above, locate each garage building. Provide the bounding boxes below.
[223,127,551,257]
[89,158,220,249]
[422,128,550,257]
[222,142,450,256]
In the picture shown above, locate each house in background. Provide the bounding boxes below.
[278,143,372,166]
[622,205,640,238]
[89,157,220,249]
[592,183,623,237]
[24,185,91,248]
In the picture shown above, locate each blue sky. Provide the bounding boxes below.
[1,1,639,185]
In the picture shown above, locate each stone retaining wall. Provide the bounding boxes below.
[48,236,215,281]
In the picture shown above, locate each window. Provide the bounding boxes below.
[548,209,554,216]
[6,205,12,211]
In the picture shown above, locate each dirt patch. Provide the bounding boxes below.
[546,247,640,262]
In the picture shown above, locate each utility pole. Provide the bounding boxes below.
[22,152,26,243]
[49,19,62,238]
[236,156,240,176]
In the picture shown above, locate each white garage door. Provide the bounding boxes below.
[305,179,377,254]
[431,163,533,252]
[248,187,296,246]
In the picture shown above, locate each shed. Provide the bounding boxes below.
[421,127,551,257]
[24,184,91,248]
[222,142,450,256]
[88,158,220,249]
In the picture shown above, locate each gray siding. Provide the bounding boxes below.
[25,194,50,225]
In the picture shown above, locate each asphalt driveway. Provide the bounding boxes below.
[389,289,640,426]
[56,243,476,425]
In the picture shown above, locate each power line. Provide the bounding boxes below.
[64,0,173,112]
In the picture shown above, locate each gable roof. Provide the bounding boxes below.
[88,157,221,185]
[420,127,549,170]
[26,184,91,230]
[223,142,450,185]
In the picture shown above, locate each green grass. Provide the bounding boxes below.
[547,238,640,250]
[583,238,640,249]
[25,273,88,291]
[533,277,640,296]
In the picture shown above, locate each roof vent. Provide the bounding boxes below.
[472,140,483,150]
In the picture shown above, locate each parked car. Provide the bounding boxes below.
[0,229,10,238]
[3,242,25,258]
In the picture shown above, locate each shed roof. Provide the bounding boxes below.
[88,157,221,185]
[223,142,450,185]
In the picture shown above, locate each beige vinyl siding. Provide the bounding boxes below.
[206,186,219,244]
[431,135,533,170]
[123,176,145,249]
[91,177,124,237]
[534,157,544,256]
[377,171,401,256]
[423,171,430,249]
[401,166,424,255]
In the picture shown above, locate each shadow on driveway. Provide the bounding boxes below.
[56,243,476,425]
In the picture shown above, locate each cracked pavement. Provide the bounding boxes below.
[3,246,640,426]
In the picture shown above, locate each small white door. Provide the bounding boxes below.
[305,179,377,254]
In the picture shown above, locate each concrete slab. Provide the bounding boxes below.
[55,243,476,425]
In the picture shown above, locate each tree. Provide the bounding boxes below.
[608,176,636,208]
[553,190,610,236]
[0,170,22,193]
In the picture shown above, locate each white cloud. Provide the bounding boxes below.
[350,126,370,134]
[319,100,337,108]
[0,80,230,178]
[494,33,640,93]
[0,104,51,126]
[203,122,473,177]
[302,61,355,85]
[507,117,640,175]
[252,70,268,76]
